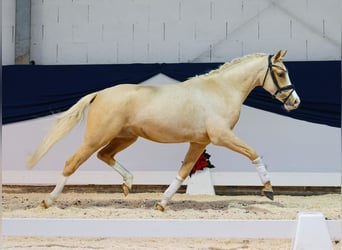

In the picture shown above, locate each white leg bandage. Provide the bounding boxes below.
[112,162,133,189]
[160,175,184,207]
[252,156,270,184]
[45,175,68,207]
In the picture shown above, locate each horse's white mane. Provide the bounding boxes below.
[193,53,267,79]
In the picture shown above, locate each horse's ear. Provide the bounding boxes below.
[273,50,287,62]
[281,50,287,58]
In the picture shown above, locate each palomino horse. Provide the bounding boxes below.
[27,50,300,211]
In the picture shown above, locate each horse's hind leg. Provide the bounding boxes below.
[156,142,207,211]
[42,141,104,208]
[41,175,68,208]
[97,136,138,196]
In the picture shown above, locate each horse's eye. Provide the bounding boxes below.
[278,72,285,78]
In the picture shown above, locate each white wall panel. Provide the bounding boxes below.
[2,0,16,65]
[113,1,149,23]
[59,2,90,25]
[211,40,243,63]
[227,21,259,46]
[179,0,211,22]
[165,20,195,43]
[103,22,132,43]
[131,41,150,63]
[307,37,341,61]
[258,8,290,40]
[72,24,102,43]
[179,40,212,63]
[115,40,133,64]
[46,24,73,43]
[30,42,56,64]
[147,22,165,43]
[3,0,341,64]
[148,1,180,22]
[241,0,270,21]
[89,1,120,24]
[30,0,59,26]
[87,42,117,64]
[2,27,16,65]
[57,42,88,64]
[148,41,179,63]
[195,20,225,43]
[132,22,147,42]
[243,39,307,60]
[211,0,241,21]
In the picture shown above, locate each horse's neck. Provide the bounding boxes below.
[217,58,265,102]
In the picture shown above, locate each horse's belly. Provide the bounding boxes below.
[128,124,209,144]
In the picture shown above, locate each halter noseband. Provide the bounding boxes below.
[261,55,295,104]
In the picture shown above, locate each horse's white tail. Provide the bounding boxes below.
[27,92,97,169]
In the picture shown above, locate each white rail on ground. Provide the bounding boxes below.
[2,218,340,240]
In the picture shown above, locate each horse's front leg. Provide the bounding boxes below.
[252,156,273,200]
[156,142,207,212]
[208,127,273,200]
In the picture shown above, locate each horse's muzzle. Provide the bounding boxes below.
[284,97,300,111]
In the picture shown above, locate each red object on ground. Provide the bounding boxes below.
[190,150,215,176]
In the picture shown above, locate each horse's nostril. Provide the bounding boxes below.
[294,98,300,107]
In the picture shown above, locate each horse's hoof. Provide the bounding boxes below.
[261,181,274,200]
[41,200,49,209]
[122,183,131,197]
[263,191,274,200]
[155,203,165,212]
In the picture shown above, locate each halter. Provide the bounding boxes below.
[261,55,295,104]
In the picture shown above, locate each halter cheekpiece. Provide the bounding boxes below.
[262,55,295,104]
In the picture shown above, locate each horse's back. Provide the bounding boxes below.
[94,83,155,105]
[97,83,188,109]
[89,83,181,124]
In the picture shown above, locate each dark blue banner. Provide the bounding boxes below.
[3,61,341,127]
